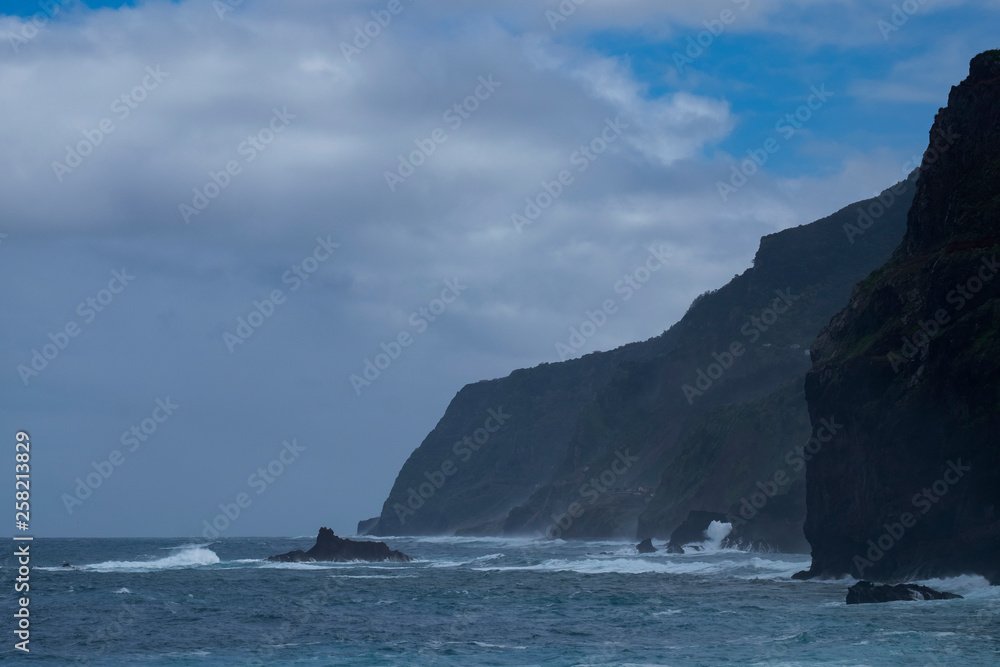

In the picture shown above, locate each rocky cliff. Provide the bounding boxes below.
[798,51,1000,584]
[367,173,914,541]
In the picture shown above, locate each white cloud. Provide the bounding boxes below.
[0,0,989,537]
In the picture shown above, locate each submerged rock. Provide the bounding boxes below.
[268,527,412,563]
[845,580,962,605]
[636,538,656,554]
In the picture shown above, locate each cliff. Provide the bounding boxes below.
[367,174,913,541]
[798,51,1000,584]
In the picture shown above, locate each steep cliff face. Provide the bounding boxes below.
[368,173,913,539]
[635,376,812,549]
[368,350,650,535]
[800,51,1000,584]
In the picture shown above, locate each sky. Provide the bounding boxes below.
[1,0,997,539]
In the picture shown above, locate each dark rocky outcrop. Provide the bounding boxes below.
[636,538,656,554]
[268,528,411,563]
[722,478,811,553]
[666,511,731,553]
[366,178,912,540]
[798,50,1000,586]
[661,498,812,554]
[846,580,962,605]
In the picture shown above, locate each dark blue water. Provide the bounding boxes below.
[2,536,997,665]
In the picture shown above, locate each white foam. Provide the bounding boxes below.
[473,552,504,562]
[329,574,418,579]
[733,556,810,580]
[259,561,339,570]
[390,535,548,547]
[672,521,734,554]
[427,553,506,568]
[114,587,130,594]
[472,641,527,650]
[476,557,731,576]
[165,542,214,550]
[475,554,810,578]
[80,547,220,573]
[598,546,644,557]
[704,520,733,549]
[261,559,415,569]
[652,609,683,616]
[911,574,997,597]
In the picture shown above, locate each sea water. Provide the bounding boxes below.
[3,535,997,665]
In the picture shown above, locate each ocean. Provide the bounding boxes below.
[4,535,997,665]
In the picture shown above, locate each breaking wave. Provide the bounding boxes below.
[79,546,221,573]
[473,554,805,578]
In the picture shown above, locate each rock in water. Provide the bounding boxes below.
[636,538,656,554]
[665,511,730,553]
[846,580,962,605]
[268,527,412,563]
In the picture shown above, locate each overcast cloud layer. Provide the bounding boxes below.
[1,0,997,538]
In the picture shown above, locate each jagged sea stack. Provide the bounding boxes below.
[798,51,1000,585]
[268,527,412,563]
